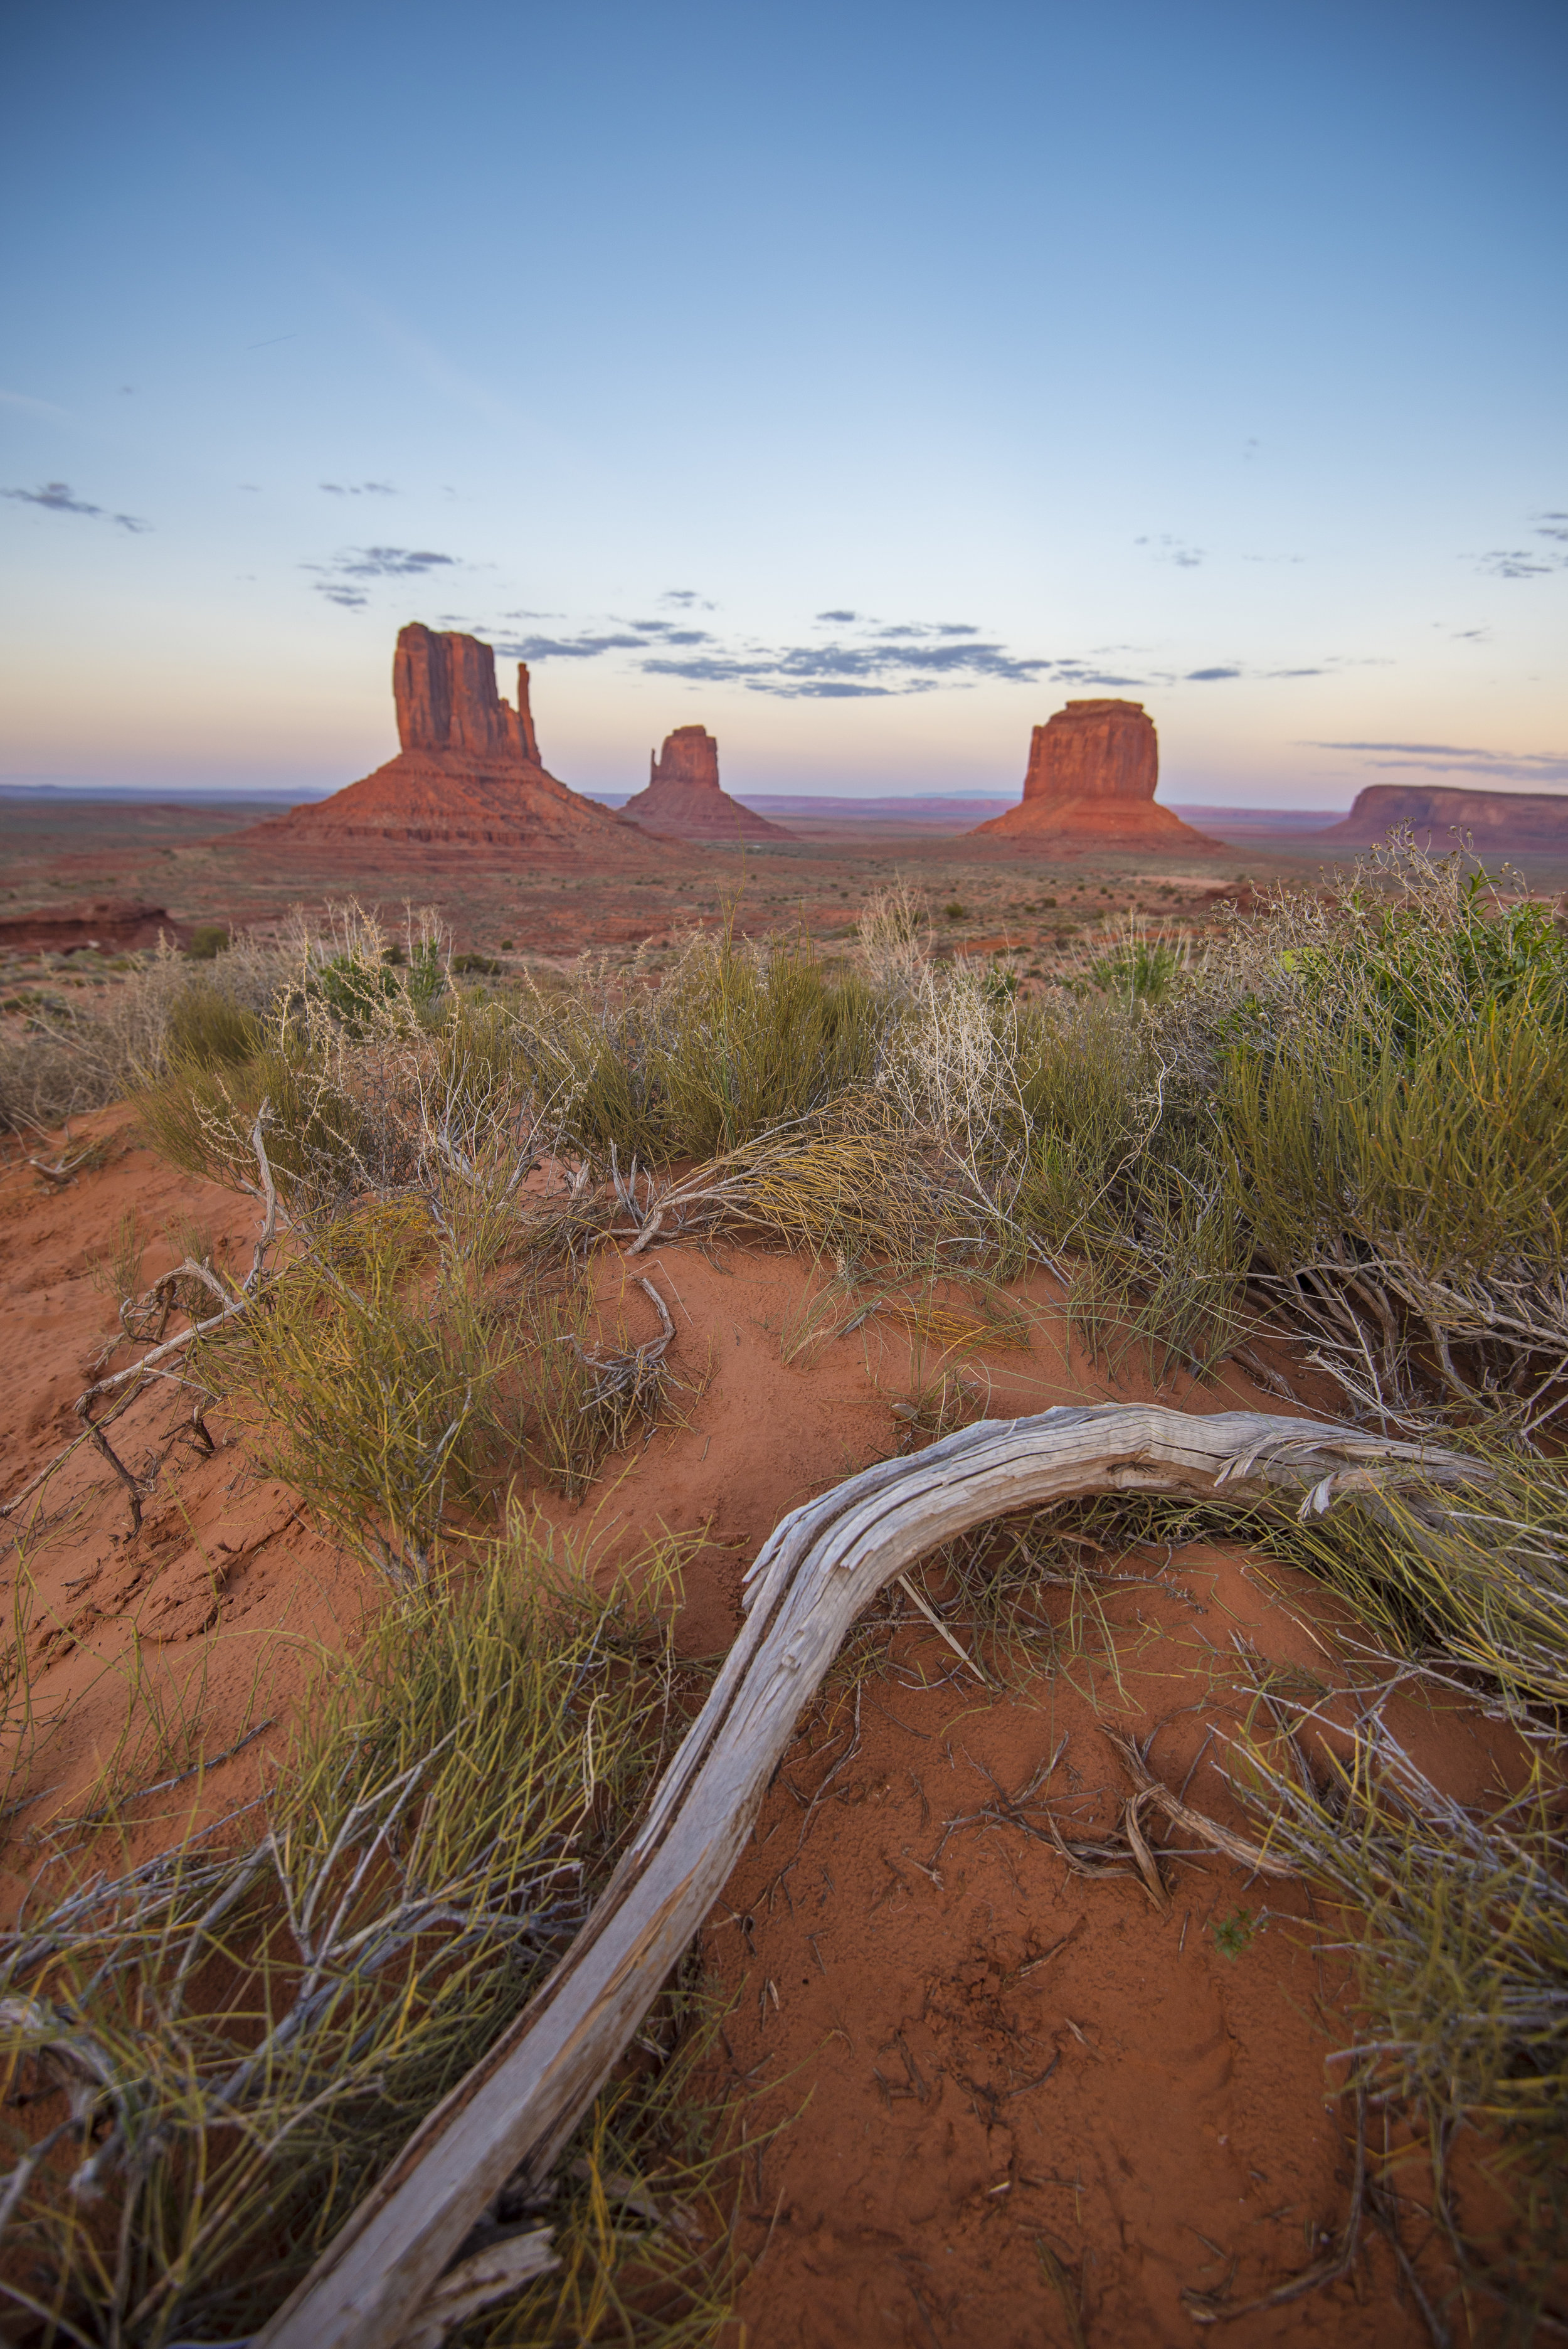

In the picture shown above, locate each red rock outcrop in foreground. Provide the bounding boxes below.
[1316,782,1568,853]
[970,700,1221,852]
[250,625,653,856]
[621,726,794,840]
[0,900,185,953]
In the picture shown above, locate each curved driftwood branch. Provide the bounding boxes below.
[257,1404,1480,2349]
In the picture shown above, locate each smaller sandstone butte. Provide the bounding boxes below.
[621,726,794,841]
[970,701,1221,852]
[246,625,654,856]
[1316,783,1568,854]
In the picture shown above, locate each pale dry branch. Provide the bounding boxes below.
[255,1403,1480,2349]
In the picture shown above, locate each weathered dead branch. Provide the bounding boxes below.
[254,1403,1480,2349]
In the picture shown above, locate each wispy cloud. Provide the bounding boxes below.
[494,630,652,660]
[489,607,1056,697]
[434,598,1364,706]
[1309,738,1568,787]
[640,627,1055,697]
[320,480,396,497]
[1473,512,1568,580]
[2,480,149,532]
[306,544,456,608]
[0,389,70,420]
[1136,533,1206,569]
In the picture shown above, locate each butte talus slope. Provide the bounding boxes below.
[620,725,794,840]
[248,625,659,856]
[971,699,1222,852]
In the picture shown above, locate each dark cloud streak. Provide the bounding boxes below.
[3,480,149,532]
[1309,738,1568,786]
[307,544,456,607]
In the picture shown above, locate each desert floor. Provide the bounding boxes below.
[0,802,1550,2344]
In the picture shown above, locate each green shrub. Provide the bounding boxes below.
[184,923,230,960]
[164,984,262,1069]
[310,938,443,1029]
[517,929,891,1164]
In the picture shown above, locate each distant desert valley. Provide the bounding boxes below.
[6,623,1567,982]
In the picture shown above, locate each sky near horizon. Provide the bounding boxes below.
[2,0,1564,807]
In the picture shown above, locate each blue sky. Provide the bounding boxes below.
[2,0,1564,805]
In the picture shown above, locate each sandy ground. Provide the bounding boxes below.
[0,1105,1532,2344]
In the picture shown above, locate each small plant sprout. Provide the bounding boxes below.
[1212,1906,1259,1961]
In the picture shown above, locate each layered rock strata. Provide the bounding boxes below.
[250,625,652,854]
[1316,783,1568,853]
[970,701,1220,851]
[0,900,184,954]
[621,726,793,840]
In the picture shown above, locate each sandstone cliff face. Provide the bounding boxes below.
[1316,783,1568,852]
[393,623,542,765]
[971,700,1219,852]
[1024,700,1158,804]
[250,626,656,859]
[622,726,794,841]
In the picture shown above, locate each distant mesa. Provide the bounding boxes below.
[247,624,658,856]
[970,701,1222,852]
[621,726,794,841]
[1315,783,1568,854]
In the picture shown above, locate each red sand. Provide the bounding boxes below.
[0,1114,1529,2341]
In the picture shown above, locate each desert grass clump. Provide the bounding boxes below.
[203,1195,511,1584]
[0,1529,728,2349]
[135,1026,395,1213]
[514,924,894,1165]
[614,1105,973,1271]
[1250,1435,1568,1715]
[1012,992,1250,1375]
[1224,1709,1568,2321]
[1215,976,1568,1427]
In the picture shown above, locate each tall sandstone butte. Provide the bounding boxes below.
[252,624,652,855]
[970,700,1220,851]
[620,725,793,840]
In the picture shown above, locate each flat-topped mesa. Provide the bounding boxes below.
[244,624,657,858]
[622,725,795,841]
[1316,783,1568,852]
[970,700,1221,852]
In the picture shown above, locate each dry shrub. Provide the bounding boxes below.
[0,931,289,1135]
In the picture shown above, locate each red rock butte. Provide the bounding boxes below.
[970,700,1220,852]
[621,726,794,841]
[246,624,657,856]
